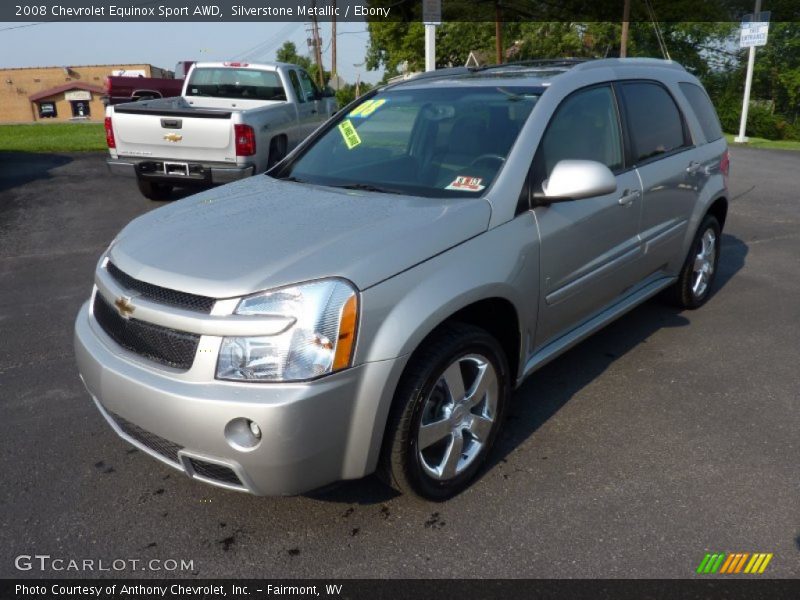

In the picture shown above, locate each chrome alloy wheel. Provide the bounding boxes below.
[416,354,499,481]
[692,228,717,298]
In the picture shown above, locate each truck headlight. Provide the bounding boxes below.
[216,279,358,382]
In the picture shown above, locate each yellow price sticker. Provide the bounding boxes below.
[338,119,362,150]
[348,98,387,119]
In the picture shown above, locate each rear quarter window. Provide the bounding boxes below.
[679,82,724,143]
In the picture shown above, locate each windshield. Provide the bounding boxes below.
[277,85,541,197]
[186,68,287,101]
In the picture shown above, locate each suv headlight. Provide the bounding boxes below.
[216,279,358,382]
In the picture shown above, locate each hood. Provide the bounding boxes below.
[109,176,491,298]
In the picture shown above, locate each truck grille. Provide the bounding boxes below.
[109,410,182,465]
[106,262,215,314]
[93,293,200,370]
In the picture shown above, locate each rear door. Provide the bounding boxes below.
[616,80,697,277]
[291,69,324,139]
[532,84,645,348]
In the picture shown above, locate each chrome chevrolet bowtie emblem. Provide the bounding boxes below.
[114,296,135,318]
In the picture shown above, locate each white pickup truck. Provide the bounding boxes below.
[104,61,337,199]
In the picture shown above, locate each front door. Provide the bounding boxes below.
[530,84,644,349]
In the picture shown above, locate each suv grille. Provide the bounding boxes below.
[93,293,200,370]
[106,262,215,314]
[109,410,182,464]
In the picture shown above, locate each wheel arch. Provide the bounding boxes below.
[706,195,728,230]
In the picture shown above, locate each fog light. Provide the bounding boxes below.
[224,418,262,451]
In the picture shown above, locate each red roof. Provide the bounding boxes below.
[29,82,104,102]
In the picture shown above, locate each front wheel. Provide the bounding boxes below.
[136,178,173,201]
[666,214,721,309]
[379,323,510,500]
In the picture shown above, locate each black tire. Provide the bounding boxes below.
[136,178,173,201]
[266,136,288,169]
[378,323,510,500]
[665,214,721,309]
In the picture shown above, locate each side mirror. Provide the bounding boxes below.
[539,160,617,203]
[322,87,336,98]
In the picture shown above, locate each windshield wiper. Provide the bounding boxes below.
[334,183,404,195]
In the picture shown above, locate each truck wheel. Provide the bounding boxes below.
[137,178,173,201]
[379,323,509,500]
[266,136,288,169]
[665,214,721,309]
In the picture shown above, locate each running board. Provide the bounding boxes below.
[518,276,676,385]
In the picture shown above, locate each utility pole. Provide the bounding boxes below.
[495,2,503,64]
[309,1,324,88]
[331,0,337,85]
[620,0,631,58]
[736,0,763,142]
[425,25,436,71]
[423,0,440,72]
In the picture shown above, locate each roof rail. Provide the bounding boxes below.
[473,58,591,72]
[384,58,589,89]
[573,58,686,72]
[384,66,472,89]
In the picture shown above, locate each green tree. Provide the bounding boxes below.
[275,41,312,70]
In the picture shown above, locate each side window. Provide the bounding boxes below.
[679,82,724,143]
[297,70,319,102]
[532,85,623,190]
[619,82,688,163]
[289,70,305,104]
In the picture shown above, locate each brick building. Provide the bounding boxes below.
[0,64,171,123]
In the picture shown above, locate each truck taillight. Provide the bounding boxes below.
[234,124,256,156]
[720,149,730,177]
[104,117,116,149]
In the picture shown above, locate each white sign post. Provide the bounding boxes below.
[735,4,770,143]
[423,0,441,72]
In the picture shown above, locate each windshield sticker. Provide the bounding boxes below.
[348,98,387,119]
[338,119,362,150]
[445,176,485,192]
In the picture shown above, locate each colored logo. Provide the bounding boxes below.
[163,133,183,142]
[696,552,773,574]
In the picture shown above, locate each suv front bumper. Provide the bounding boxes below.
[73,301,399,496]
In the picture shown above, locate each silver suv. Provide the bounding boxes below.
[75,58,730,500]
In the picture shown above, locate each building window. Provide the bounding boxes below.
[38,101,57,118]
[70,100,90,118]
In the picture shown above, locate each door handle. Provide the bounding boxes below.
[618,189,640,206]
[686,161,703,174]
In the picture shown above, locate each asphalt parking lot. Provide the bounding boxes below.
[0,147,798,579]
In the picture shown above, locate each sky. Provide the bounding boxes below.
[0,21,382,84]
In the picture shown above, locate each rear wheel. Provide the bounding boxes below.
[379,323,509,500]
[136,178,173,201]
[666,214,721,309]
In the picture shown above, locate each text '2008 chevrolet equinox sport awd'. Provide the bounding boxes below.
[75,58,730,500]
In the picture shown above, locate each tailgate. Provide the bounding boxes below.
[112,100,236,162]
